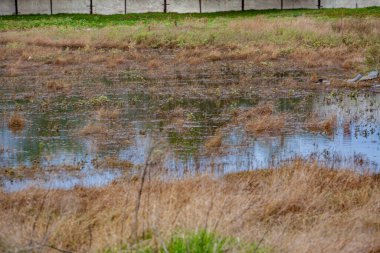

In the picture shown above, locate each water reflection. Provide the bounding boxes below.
[1,89,379,191]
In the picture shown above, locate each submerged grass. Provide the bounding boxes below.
[306,115,337,135]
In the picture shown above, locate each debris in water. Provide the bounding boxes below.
[318,78,330,85]
[347,74,363,83]
[347,70,379,83]
[359,70,379,81]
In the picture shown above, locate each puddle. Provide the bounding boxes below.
[1,81,379,191]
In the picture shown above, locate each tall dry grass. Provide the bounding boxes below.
[0,16,379,71]
[0,160,379,253]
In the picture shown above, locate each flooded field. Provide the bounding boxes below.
[1,11,380,253]
[1,67,379,191]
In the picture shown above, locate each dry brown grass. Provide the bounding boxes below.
[1,16,378,72]
[97,107,121,120]
[147,58,161,69]
[106,55,124,69]
[5,59,23,77]
[246,114,286,134]
[7,113,25,132]
[45,80,72,93]
[79,123,108,136]
[54,55,77,66]
[205,50,223,61]
[205,133,223,150]
[306,115,337,135]
[0,160,379,253]
[93,156,133,169]
[89,54,107,63]
[235,103,287,134]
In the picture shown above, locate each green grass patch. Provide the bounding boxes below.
[104,230,269,253]
[0,7,379,31]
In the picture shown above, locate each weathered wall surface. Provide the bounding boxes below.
[0,0,15,15]
[1,0,380,16]
[94,0,124,14]
[245,0,282,10]
[283,0,317,9]
[202,0,241,12]
[18,0,51,14]
[53,0,89,14]
[126,0,163,13]
[322,0,380,8]
[169,0,200,13]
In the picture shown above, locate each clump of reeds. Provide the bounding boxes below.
[8,113,25,132]
[205,133,223,150]
[79,123,107,136]
[246,114,286,134]
[235,103,287,134]
[306,115,337,135]
[168,107,186,130]
[94,156,133,169]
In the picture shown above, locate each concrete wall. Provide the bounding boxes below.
[322,0,380,8]
[245,0,282,10]
[126,0,163,13]
[1,0,380,16]
[283,0,317,9]
[0,0,15,15]
[18,0,51,14]
[94,0,124,14]
[53,0,89,14]
[202,0,241,12]
[169,0,200,13]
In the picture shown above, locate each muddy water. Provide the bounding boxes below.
[1,82,379,191]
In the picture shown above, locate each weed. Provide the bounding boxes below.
[97,107,121,120]
[8,113,25,132]
[246,114,286,134]
[306,115,337,135]
[205,133,223,150]
[365,45,380,70]
[80,123,107,136]
[54,55,76,65]
[233,103,287,134]
[147,59,161,69]
[45,80,72,93]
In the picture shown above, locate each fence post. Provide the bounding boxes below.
[281,0,283,10]
[318,0,321,9]
[90,0,93,14]
[163,0,167,13]
[242,0,244,11]
[199,0,202,13]
[50,0,53,15]
[14,0,18,15]
[124,0,127,14]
